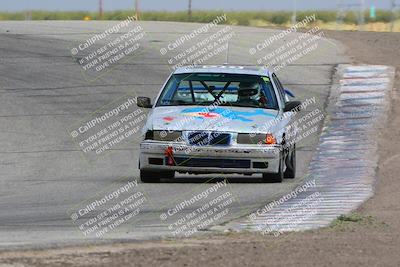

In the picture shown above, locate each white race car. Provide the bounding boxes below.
[137,66,301,183]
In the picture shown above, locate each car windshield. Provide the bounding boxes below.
[156,73,279,110]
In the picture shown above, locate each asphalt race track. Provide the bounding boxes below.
[0,21,349,248]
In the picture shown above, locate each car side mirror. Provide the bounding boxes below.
[284,89,295,98]
[137,97,152,108]
[284,101,302,112]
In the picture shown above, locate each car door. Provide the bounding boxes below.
[271,73,287,109]
[271,73,295,148]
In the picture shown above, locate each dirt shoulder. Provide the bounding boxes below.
[0,30,399,267]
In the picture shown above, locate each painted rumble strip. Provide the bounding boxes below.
[229,65,395,233]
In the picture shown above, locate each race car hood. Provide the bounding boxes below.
[148,106,279,133]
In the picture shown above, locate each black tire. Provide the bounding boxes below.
[140,170,175,183]
[284,145,296,179]
[262,153,284,183]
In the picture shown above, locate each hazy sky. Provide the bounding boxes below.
[0,0,394,12]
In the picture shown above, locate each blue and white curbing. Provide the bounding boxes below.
[228,64,395,233]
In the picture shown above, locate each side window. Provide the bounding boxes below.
[261,77,279,110]
[272,73,286,108]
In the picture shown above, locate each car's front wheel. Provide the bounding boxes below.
[140,170,175,183]
[284,144,296,179]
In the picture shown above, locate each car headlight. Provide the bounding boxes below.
[144,130,154,140]
[153,131,182,142]
[237,133,277,145]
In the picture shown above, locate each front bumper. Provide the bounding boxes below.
[140,141,281,174]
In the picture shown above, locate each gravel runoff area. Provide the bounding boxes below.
[0,30,399,267]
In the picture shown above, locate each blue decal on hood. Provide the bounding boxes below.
[181,107,276,122]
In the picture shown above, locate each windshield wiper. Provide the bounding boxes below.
[219,103,267,108]
[221,103,258,108]
[161,102,211,107]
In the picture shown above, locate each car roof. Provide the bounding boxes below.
[173,65,272,77]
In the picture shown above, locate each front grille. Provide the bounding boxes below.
[187,132,231,146]
[171,157,250,169]
[209,132,231,146]
[188,131,209,146]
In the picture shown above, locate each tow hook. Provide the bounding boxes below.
[165,146,174,166]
